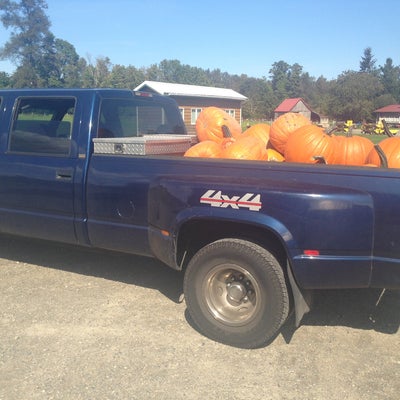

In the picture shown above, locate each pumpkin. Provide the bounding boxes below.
[366,138,400,168]
[220,136,236,151]
[261,148,285,162]
[220,135,266,160]
[284,125,337,164]
[195,107,242,144]
[242,123,270,146]
[184,140,222,158]
[334,131,374,166]
[270,112,312,154]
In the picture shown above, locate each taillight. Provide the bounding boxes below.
[303,250,320,256]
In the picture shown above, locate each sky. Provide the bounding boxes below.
[0,0,399,81]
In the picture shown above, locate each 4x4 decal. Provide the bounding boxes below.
[200,190,262,211]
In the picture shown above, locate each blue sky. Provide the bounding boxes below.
[0,0,399,80]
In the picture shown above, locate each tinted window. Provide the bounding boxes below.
[9,97,75,156]
[98,98,186,138]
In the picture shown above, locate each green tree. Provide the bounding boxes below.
[297,73,317,105]
[268,61,313,106]
[379,57,400,102]
[374,93,398,109]
[0,71,11,88]
[144,63,163,81]
[329,71,383,121]
[269,60,290,102]
[82,56,112,87]
[207,68,235,88]
[287,63,303,97]
[109,64,145,89]
[309,76,334,117]
[0,0,53,87]
[156,59,211,86]
[239,77,275,120]
[12,63,40,87]
[108,65,129,88]
[359,47,377,75]
[46,38,84,87]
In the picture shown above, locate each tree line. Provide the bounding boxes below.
[1,0,400,123]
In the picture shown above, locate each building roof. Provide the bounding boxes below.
[134,80,247,101]
[274,98,311,112]
[375,104,400,113]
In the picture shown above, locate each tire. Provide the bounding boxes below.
[183,238,289,348]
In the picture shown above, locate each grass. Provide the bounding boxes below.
[336,132,387,144]
[359,134,387,144]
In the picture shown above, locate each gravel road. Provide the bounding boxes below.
[0,234,399,400]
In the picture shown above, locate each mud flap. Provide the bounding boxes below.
[287,261,312,327]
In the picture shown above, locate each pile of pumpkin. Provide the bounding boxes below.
[184,107,400,168]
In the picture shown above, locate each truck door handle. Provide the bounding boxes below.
[56,168,73,180]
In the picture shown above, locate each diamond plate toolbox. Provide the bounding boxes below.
[93,135,193,155]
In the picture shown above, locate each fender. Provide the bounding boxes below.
[148,204,294,269]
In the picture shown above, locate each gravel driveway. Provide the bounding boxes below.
[0,234,399,400]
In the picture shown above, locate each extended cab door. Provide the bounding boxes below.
[0,94,80,243]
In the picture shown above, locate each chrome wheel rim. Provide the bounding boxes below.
[203,263,261,326]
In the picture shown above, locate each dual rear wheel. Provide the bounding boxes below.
[183,238,290,348]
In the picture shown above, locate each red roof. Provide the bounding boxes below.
[375,104,400,113]
[274,98,309,112]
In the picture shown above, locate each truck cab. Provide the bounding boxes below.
[0,89,186,245]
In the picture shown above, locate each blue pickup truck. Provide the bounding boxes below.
[0,88,399,348]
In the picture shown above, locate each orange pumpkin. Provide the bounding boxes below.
[195,107,242,144]
[220,135,266,160]
[184,140,222,158]
[284,125,337,164]
[242,123,270,146]
[220,137,236,151]
[334,132,374,165]
[366,138,400,168]
[362,163,379,168]
[270,112,312,154]
[260,148,285,162]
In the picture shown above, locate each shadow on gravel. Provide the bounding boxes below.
[1,234,399,342]
[304,288,400,333]
[281,287,400,343]
[0,234,184,304]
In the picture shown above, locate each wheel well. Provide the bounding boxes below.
[177,219,287,270]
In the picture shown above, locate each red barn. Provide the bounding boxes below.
[274,98,321,124]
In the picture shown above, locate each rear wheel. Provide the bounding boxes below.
[183,238,289,348]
